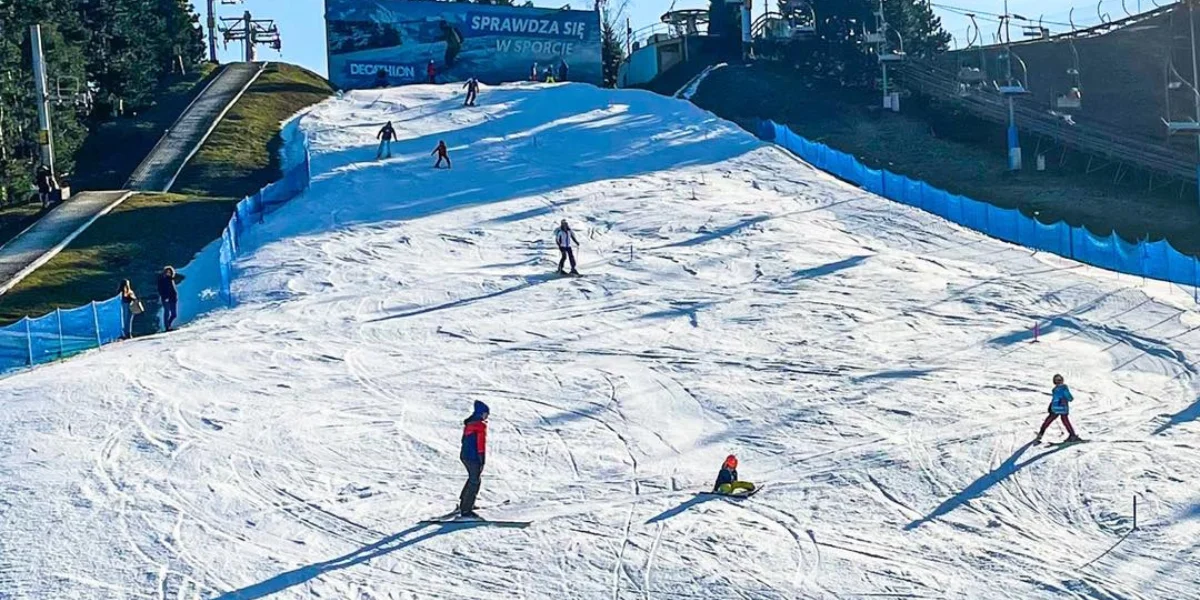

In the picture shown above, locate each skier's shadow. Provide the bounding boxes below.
[646,494,721,524]
[904,441,1069,531]
[214,521,487,599]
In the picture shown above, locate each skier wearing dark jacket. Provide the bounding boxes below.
[462,77,480,106]
[432,140,451,169]
[376,121,397,159]
[459,400,489,517]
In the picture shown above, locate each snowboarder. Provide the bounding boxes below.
[458,400,489,517]
[376,121,397,159]
[712,454,756,495]
[432,140,451,169]
[157,266,185,332]
[554,219,579,275]
[35,163,56,209]
[530,62,539,82]
[544,67,556,83]
[462,77,480,107]
[558,59,569,82]
[427,60,437,84]
[1036,374,1082,443]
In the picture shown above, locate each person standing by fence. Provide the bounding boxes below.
[118,279,142,339]
[157,266,185,332]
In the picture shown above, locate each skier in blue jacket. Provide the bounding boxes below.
[1036,374,1081,443]
[458,400,489,517]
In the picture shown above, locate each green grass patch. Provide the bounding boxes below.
[0,62,333,327]
[0,193,235,325]
[72,63,220,192]
[172,63,333,198]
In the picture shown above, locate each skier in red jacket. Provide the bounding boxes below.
[432,140,451,169]
[458,401,489,517]
[427,60,436,84]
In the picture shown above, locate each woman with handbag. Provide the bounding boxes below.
[118,279,143,339]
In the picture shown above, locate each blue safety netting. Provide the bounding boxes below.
[0,136,312,377]
[764,119,1200,291]
[0,298,125,374]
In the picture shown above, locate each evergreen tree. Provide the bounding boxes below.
[599,0,626,88]
[0,0,204,198]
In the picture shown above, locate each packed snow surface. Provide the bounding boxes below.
[3,82,1200,600]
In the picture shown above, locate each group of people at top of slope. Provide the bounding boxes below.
[454,400,756,519]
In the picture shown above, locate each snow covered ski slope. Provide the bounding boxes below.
[4,81,1200,599]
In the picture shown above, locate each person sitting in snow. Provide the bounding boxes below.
[1036,374,1082,443]
[432,140,451,169]
[713,454,756,495]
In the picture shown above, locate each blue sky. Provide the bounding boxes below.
[201,0,1158,75]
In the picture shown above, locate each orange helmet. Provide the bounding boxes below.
[723,454,738,469]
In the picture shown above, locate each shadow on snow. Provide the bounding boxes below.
[904,441,1069,530]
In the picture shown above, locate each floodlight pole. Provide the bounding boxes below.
[208,0,218,62]
[1190,0,1200,201]
[30,25,54,176]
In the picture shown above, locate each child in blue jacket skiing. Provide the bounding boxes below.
[458,401,489,517]
[1036,374,1082,443]
[712,454,756,495]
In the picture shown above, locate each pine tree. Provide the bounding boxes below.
[599,0,626,88]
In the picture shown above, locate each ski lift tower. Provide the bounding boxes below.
[1163,0,1200,205]
[220,11,282,63]
[997,1,1031,170]
[868,0,905,111]
[207,0,244,63]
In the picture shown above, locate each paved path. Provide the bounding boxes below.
[0,191,133,296]
[125,62,266,192]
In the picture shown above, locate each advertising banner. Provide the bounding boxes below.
[326,0,603,89]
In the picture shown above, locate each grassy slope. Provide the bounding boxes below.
[173,63,334,198]
[0,63,333,326]
[688,63,1200,255]
[72,62,221,192]
[0,65,222,255]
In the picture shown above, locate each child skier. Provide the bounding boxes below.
[1036,374,1082,443]
[376,121,397,159]
[554,219,579,275]
[463,77,479,106]
[712,454,756,495]
[432,140,451,169]
[427,60,437,84]
[458,400,489,518]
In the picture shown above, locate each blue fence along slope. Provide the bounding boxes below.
[0,131,312,376]
[761,120,1199,292]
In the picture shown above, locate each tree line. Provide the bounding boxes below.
[0,0,204,201]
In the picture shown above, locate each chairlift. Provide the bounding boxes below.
[878,51,905,63]
[1055,87,1082,109]
[957,66,985,84]
[1163,118,1200,135]
[776,0,816,40]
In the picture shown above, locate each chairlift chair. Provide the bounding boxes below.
[1055,87,1082,109]
[1163,118,1200,135]
[878,51,905,63]
[957,66,985,84]
[996,81,1031,96]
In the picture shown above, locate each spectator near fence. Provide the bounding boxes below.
[157,266,185,332]
[118,279,142,339]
